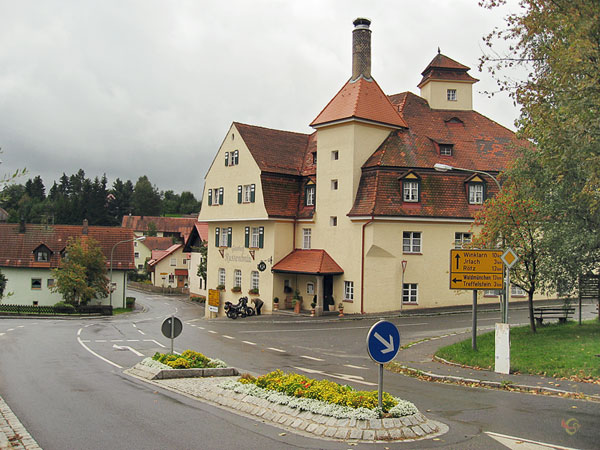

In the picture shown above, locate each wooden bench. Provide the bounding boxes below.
[533,307,575,326]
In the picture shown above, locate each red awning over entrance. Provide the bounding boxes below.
[272,249,343,275]
[174,269,188,276]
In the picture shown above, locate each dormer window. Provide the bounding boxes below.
[447,89,457,101]
[312,152,317,164]
[469,184,484,204]
[400,172,421,203]
[439,144,453,156]
[34,245,51,262]
[305,184,315,206]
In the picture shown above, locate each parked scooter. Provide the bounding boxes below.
[224,296,255,319]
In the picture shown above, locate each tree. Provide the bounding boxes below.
[196,240,207,283]
[480,0,600,288]
[471,169,552,332]
[51,237,109,305]
[132,175,161,216]
[146,221,158,237]
[0,270,7,299]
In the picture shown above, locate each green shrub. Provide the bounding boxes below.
[125,297,135,308]
[248,370,397,412]
[166,357,191,369]
[152,349,224,369]
[54,301,75,313]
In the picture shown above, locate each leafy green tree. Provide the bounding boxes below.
[196,240,207,282]
[0,270,7,299]
[51,237,109,305]
[132,175,161,216]
[480,0,600,286]
[146,221,158,237]
[179,191,201,215]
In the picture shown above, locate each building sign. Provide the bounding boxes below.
[208,289,220,313]
[449,249,503,290]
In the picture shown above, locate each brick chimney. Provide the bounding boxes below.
[82,219,88,235]
[351,18,371,81]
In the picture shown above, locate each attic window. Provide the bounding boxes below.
[36,250,49,262]
[467,176,486,205]
[312,152,317,164]
[400,172,420,203]
[447,89,457,101]
[439,144,453,156]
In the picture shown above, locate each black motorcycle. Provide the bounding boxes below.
[224,296,255,319]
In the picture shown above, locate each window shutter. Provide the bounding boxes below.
[227,228,232,247]
[219,187,224,205]
[208,189,212,206]
[258,227,264,249]
[225,152,229,166]
[250,184,255,202]
[237,185,242,203]
[245,227,250,248]
[215,227,220,247]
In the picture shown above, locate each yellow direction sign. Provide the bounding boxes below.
[450,249,504,290]
[208,289,220,313]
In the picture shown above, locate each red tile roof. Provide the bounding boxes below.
[121,216,198,242]
[418,53,478,88]
[234,122,312,176]
[272,249,344,275]
[310,77,408,129]
[148,244,183,267]
[183,222,209,252]
[0,223,135,270]
[260,173,303,218]
[141,237,174,251]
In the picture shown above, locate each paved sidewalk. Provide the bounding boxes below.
[0,395,40,450]
[394,330,600,400]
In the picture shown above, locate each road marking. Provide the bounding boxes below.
[242,341,257,346]
[126,339,140,342]
[208,330,217,334]
[344,364,368,370]
[197,326,205,330]
[96,340,107,343]
[77,329,82,336]
[138,330,146,335]
[239,323,428,333]
[80,340,90,343]
[7,329,14,332]
[300,355,325,362]
[0,333,5,336]
[77,329,122,369]
[113,344,144,357]
[143,339,166,348]
[293,367,377,386]
[110,339,124,342]
[17,325,24,328]
[222,335,235,340]
[485,431,580,450]
[268,347,286,353]
[188,319,200,323]
[132,324,137,328]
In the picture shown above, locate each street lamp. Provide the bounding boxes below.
[433,162,509,323]
[110,235,146,309]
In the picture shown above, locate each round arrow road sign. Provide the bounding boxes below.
[366,320,400,364]
[161,316,183,339]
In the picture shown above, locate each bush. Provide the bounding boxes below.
[190,295,206,303]
[152,350,227,369]
[125,297,136,308]
[54,301,75,313]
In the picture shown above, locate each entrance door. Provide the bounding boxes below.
[177,276,185,288]
[323,275,333,311]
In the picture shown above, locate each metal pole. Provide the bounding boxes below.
[400,271,405,313]
[472,290,477,351]
[170,315,175,354]
[505,266,510,323]
[378,364,383,409]
[109,245,115,308]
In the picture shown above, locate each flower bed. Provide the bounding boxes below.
[151,350,227,369]
[220,370,418,420]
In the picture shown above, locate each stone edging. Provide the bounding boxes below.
[124,365,448,443]
[0,396,41,450]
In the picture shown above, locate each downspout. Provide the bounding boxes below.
[360,215,375,314]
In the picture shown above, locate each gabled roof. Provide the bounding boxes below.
[148,244,184,267]
[121,216,198,242]
[183,222,209,252]
[0,223,135,270]
[234,122,312,176]
[140,236,174,251]
[310,77,408,129]
[272,249,344,275]
[418,53,478,88]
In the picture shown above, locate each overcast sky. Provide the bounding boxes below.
[0,0,522,198]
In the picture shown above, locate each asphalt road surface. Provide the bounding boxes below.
[0,290,596,449]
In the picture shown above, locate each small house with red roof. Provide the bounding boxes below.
[147,244,191,290]
[0,221,135,307]
[199,18,528,316]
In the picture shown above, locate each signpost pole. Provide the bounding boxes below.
[170,315,175,354]
[472,290,477,351]
[378,364,383,409]
[504,267,510,324]
[400,261,407,313]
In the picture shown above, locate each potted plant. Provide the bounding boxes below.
[293,290,303,314]
[273,297,279,311]
[310,301,316,317]
[216,284,225,291]
[248,288,259,295]
[338,302,344,317]
[283,285,293,309]
[231,286,242,293]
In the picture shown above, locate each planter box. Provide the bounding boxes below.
[153,367,239,380]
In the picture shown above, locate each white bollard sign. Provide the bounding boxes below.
[494,322,510,374]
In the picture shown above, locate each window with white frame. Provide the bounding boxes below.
[344,281,354,301]
[485,290,502,296]
[218,268,226,286]
[251,271,259,291]
[402,283,418,303]
[331,150,339,160]
[511,285,526,296]
[170,257,176,266]
[251,227,260,248]
[330,216,337,227]
[303,228,312,249]
[243,184,253,203]
[439,144,453,156]
[305,185,315,206]
[219,227,230,247]
[231,150,239,165]
[234,269,242,288]
[403,231,421,253]
[134,252,139,258]
[447,89,457,101]
[454,232,472,249]
[403,180,419,202]
[168,274,175,283]
[213,187,224,205]
[307,282,314,295]
[469,184,484,204]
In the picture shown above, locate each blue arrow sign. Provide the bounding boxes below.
[366,320,400,364]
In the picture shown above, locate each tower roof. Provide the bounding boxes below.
[418,53,478,88]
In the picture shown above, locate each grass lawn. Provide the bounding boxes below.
[435,320,600,380]
[113,307,133,315]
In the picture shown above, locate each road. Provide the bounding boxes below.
[0,290,596,449]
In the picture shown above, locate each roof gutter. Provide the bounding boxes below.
[360,215,375,314]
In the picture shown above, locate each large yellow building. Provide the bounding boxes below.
[199,18,526,316]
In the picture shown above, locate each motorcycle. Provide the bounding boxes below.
[224,296,255,319]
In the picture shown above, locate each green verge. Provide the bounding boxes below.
[435,320,600,380]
